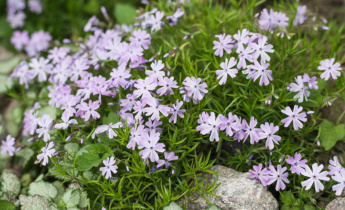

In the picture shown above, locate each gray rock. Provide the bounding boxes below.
[178,165,278,210]
[326,197,345,210]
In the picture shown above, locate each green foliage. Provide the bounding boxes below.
[114,3,137,25]
[0,200,16,210]
[319,120,345,150]
[28,181,58,200]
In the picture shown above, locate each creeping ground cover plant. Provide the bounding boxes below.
[2,0,345,209]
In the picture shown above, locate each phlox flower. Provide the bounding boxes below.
[276,12,289,30]
[11,30,29,50]
[242,66,256,79]
[149,11,165,32]
[145,119,163,133]
[251,60,273,86]
[92,122,123,139]
[120,94,136,111]
[29,57,53,82]
[127,124,146,150]
[242,117,261,144]
[266,165,289,191]
[157,76,178,95]
[100,157,118,179]
[288,75,310,103]
[302,73,318,90]
[216,57,238,85]
[55,115,78,130]
[249,163,270,186]
[36,114,53,142]
[182,77,208,104]
[133,99,147,119]
[236,46,254,69]
[259,122,281,150]
[139,131,165,162]
[219,112,240,137]
[166,8,184,26]
[10,61,33,89]
[60,95,80,119]
[169,100,186,124]
[258,9,278,31]
[129,29,151,50]
[281,105,307,130]
[293,5,308,26]
[36,142,55,166]
[84,16,99,32]
[328,156,344,175]
[196,112,210,132]
[70,58,90,82]
[77,100,101,121]
[144,98,171,121]
[198,112,222,142]
[331,169,345,195]
[318,58,342,81]
[157,151,178,168]
[48,47,70,64]
[7,11,26,29]
[249,36,274,62]
[119,43,144,65]
[134,77,157,99]
[146,60,165,80]
[110,63,131,88]
[301,163,330,192]
[233,29,250,52]
[1,135,16,156]
[213,33,233,57]
[286,152,308,175]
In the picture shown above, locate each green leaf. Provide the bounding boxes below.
[163,201,182,210]
[19,195,51,210]
[319,120,345,150]
[103,112,120,125]
[38,106,57,120]
[114,3,136,24]
[0,75,12,94]
[16,148,34,167]
[0,57,21,74]
[76,153,102,171]
[1,172,21,196]
[207,205,221,210]
[64,143,80,154]
[28,181,58,200]
[0,200,16,210]
[61,189,80,208]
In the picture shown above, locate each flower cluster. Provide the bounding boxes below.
[7,0,42,28]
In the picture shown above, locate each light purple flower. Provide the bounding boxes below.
[148,11,165,32]
[146,60,165,80]
[281,105,307,130]
[216,57,238,85]
[301,163,330,192]
[7,11,26,28]
[249,163,270,186]
[286,152,308,175]
[166,8,184,26]
[182,77,208,104]
[77,100,101,121]
[266,165,290,191]
[249,36,274,62]
[198,112,222,142]
[288,75,310,103]
[219,112,239,137]
[242,117,261,144]
[92,122,123,139]
[213,34,233,57]
[157,76,178,95]
[331,169,345,195]
[169,100,186,124]
[100,157,118,179]
[233,29,250,52]
[84,16,99,32]
[36,142,55,166]
[293,5,308,26]
[11,30,29,50]
[129,29,151,50]
[134,77,157,99]
[251,60,273,86]
[318,58,342,80]
[1,135,16,156]
[144,98,171,121]
[55,116,78,130]
[36,114,53,142]
[157,151,178,168]
[302,73,318,90]
[236,46,254,69]
[127,124,146,150]
[328,156,344,175]
[259,122,281,150]
[28,0,42,13]
[145,119,163,133]
[258,9,277,31]
[139,131,165,162]
[29,57,53,82]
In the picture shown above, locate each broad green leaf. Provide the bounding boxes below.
[163,201,183,210]
[76,153,102,171]
[114,3,136,24]
[29,181,58,200]
[0,56,21,74]
[0,75,12,93]
[38,106,57,120]
[0,200,16,210]
[64,143,80,154]
[319,120,345,150]
[19,195,51,210]
[61,189,80,208]
[16,148,34,167]
[1,172,21,196]
[103,112,120,125]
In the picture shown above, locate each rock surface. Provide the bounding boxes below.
[178,165,278,210]
[326,197,345,210]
